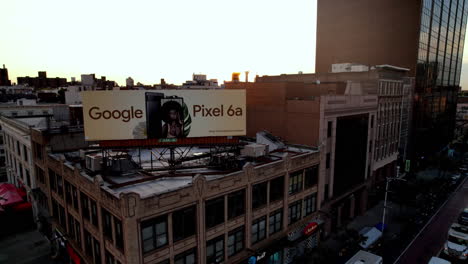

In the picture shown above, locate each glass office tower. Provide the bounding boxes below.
[415,0,467,155]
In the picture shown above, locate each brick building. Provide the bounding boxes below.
[31,124,322,264]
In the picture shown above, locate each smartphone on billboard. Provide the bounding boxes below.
[145,92,164,139]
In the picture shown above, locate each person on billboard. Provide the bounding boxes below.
[161,100,184,138]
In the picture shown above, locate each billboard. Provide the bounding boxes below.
[82,90,246,141]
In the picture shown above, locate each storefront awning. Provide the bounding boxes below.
[0,183,24,206]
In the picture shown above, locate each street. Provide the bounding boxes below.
[395,176,468,264]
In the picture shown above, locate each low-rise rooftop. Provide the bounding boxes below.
[48,132,319,199]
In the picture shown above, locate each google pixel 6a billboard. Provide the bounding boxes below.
[81,90,246,141]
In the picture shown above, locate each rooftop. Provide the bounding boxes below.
[49,133,319,199]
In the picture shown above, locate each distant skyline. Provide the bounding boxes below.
[1,0,468,89]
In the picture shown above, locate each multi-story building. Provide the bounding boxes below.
[226,64,414,228]
[32,123,322,264]
[17,71,68,89]
[0,64,11,86]
[315,0,468,160]
[182,74,220,89]
[0,104,68,181]
[226,75,380,230]
[1,117,34,189]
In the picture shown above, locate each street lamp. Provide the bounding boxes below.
[381,165,406,233]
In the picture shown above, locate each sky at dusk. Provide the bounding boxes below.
[2,0,468,89]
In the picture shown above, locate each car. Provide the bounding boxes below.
[443,223,468,260]
[428,256,451,264]
[459,208,468,226]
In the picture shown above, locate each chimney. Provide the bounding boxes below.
[2,64,5,69]
[245,71,249,82]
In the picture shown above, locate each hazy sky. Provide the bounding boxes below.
[0,0,316,85]
[1,0,468,88]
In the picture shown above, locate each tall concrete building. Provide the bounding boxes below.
[316,0,468,159]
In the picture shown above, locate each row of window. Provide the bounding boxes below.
[3,133,29,162]
[50,172,125,260]
[378,81,403,96]
[142,193,318,260]
[5,150,31,187]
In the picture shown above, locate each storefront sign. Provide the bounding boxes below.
[303,222,318,236]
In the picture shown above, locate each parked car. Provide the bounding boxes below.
[458,208,468,226]
[443,223,468,260]
[428,256,451,264]
[345,250,382,264]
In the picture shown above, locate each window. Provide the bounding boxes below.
[205,196,224,229]
[65,181,72,205]
[16,141,20,154]
[269,208,283,235]
[102,208,113,241]
[371,115,374,128]
[23,145,27,162]
[369,140,372,153]
[268,250,283,264]
[288,200,302,225]
[75,220,81,248]
[68,213,76,241]
[19,164,23,179]
[251,216,266,244]
[228,189,245,219]
[84,229,93,257]
[252,182,268,209]
[58,204,66,229]
[71,185,78,210]
[304,193,317,216]
[304,166,318,188]
[114,216,124,250]
[93,237,101,264]
[34,142,42,160]
[27,111,33,116]
[105,250,117,264]
[36,166,45,184]
[52,199,59,222]
[173,205,196,242]
[157,260,170,264]
[56,174,63,197]
[206,235,224,264]
[11,111,17,117]
[227,227,244,257]
[49,170,56,192]
[90,200,98,227]
[175,248,197,264]
[288,170,303,195]
[327,121,332,137]
[141,215,168,253]
[81,192,90,220]
[326,153,331,169]
[25,170,31,187]
[269,176,284,202]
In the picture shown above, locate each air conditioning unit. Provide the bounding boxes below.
[85,154,102,172]
[241,143,268,158]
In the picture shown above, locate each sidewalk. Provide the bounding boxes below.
[0,228,51,264]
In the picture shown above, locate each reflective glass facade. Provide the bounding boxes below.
[414,0,468,154]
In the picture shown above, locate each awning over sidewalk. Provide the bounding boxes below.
[0,183,24,206]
